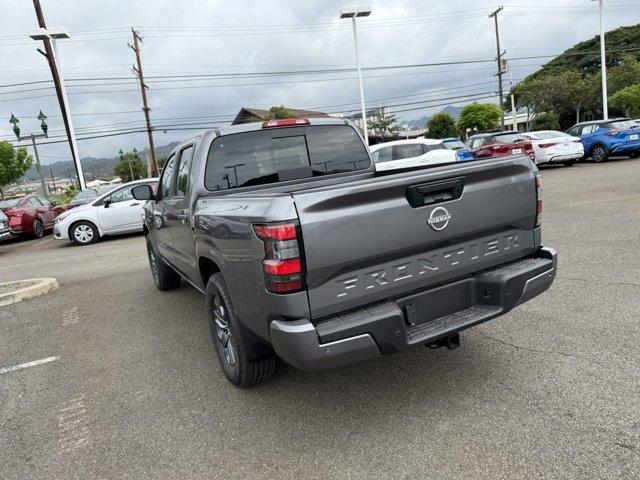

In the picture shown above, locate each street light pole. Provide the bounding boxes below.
[340,6,372,146]
[595,0,608,119]
[49,31,85,187]
[9,113,49,195]
[29,21,86,190]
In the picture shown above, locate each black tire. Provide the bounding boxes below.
[32,218,44,239]
[146,238,181,290]
[563,160,576,167]
[70,220,99,245]
[206,272,276,387]
[629,152,640,159]
[591,145,608,163]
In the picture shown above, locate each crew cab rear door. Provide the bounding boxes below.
[293,157,538,319]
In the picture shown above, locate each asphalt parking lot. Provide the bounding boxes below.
[1,159,639,480]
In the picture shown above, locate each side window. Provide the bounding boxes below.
[423,143,447,153]
[372,146,392,163]
[582,125,596,135]
[175,145,195,197]
[567,127,580,136]
[394,144,424,160]
[109,186,135,204]
[158,155,176,200]
[471,138,484,149]
[28,197,40,207]
[38,197,53,206]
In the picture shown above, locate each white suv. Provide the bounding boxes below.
[369,139,457,171]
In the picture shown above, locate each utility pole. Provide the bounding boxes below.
[50,168,56,193]
[489,6,505,131]
[595,0,608,119]
[30,0,85,190]
[129,29,159,176]
[509,65,518,132]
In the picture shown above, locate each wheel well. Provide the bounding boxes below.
[199,257,220,286]
[589,142,607,154]
[143,225,149,237]
[68,219,98,239]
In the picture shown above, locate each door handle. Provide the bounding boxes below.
[406,177,465,208]
[130,202,140,206]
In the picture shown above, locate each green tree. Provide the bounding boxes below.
[368,109,400,138]
[157,155,168,169]
[531,111,561,131]
[457,102,502,135]
[607,54,640,94]
[610,83,640,118]
[262,105,295,120]
[0,140,33,198]
[426,112,457,138]
[114,151,146,182]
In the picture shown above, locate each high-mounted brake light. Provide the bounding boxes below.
[534,173,543,227]
[254,222,304,294]
[261,118,310,129]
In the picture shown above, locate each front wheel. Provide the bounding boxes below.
[629,152,640,159]
[146,238,181,290]
[591,145,608,163]
[206,272,276,387]
[70,221,99,245]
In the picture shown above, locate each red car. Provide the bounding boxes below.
[465,132,535,161]
[0,194,65,238]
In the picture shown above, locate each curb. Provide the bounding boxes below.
[0,278,59,307]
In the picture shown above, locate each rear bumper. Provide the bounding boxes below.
[543,153,583,164]
[270,247,557,371]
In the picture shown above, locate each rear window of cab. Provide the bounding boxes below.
[204,125,370,191]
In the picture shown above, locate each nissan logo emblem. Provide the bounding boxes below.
[427,206,451,231]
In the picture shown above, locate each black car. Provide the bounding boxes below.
[66,185,118,209]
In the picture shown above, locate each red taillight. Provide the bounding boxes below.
[534,173,542,227]
[538,143,557,148]
[254,222,304,294]
[605,129,621,137]
[262,118,310,129]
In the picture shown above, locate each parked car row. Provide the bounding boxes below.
[0,179,158,245]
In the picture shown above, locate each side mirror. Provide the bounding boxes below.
[132,184,155,201]
[103,198,112,208]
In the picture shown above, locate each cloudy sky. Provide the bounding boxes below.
[1,0,638,165]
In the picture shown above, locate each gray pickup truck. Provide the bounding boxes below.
[134,117,557,387]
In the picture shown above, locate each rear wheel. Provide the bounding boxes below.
[70,221,99,245]
[32,218,44,239]
[629,152,640,159]
[146,238,181,290]
[591,145,608,163]
[206,272,276,387]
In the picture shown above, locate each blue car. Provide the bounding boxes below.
[442,137,474,161]
[566,118,640,162]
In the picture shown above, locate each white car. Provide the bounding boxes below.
[522,130,584,166]
[369,139,458,171]
[53,178,158,245]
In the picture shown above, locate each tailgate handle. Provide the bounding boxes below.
[406,177,465,208]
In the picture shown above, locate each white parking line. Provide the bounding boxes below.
[0,356,59,374]
[32,239,52,247]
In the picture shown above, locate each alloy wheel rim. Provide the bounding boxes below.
[35,221,43,237]
[594,148,605,161]
[74,224,93,243]
[212,295,236,366]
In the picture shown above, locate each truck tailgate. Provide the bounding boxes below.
[292,156,538,319]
